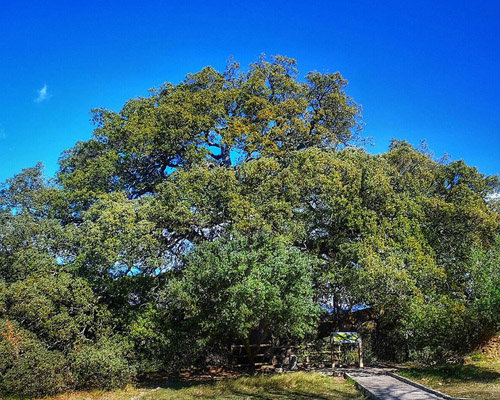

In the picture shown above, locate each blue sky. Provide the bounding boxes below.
[0,0,499,182]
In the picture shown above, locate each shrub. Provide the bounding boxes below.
[1,345,70,397]
[69,341,133,390]
[0,321,17,375]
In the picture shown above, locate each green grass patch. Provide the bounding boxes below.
[398,359,500,400]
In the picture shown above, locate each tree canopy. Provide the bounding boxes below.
[58,56,361,203]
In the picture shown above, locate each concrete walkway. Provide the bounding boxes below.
[347,371,449,400]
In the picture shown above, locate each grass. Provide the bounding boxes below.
[142,372,364,400]
[398,357,500,400]
[3,387,143,400]
[5,372,365,400]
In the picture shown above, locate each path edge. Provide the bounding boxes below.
[388,372,475,400]
[343,372,381,400]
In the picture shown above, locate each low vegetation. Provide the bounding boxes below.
[399,357,500,400]
[4,373,364,400]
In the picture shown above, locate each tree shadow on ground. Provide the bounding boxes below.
[136,371,243,390]
[136,376,210,390]
[402,364,500,383]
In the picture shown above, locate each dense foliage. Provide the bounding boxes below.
[1,56,499,396]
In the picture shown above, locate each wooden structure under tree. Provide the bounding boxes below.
[229,332,363,370]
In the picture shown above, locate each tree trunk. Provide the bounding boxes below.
[221,146,232,167]
[244,337,256,373]
[244,323,269,373]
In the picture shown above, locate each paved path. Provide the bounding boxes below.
[348,371,447,400]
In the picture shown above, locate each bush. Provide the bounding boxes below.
[0,319,135,396]
[1,345,70,397]
[0,322,17,375]
[69,341,133,390]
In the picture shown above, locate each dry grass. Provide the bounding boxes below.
[5,372,364,400]
[398,358,500,400]
[3,387,143,400]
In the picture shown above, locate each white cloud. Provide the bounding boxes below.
[34,84,50,103]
